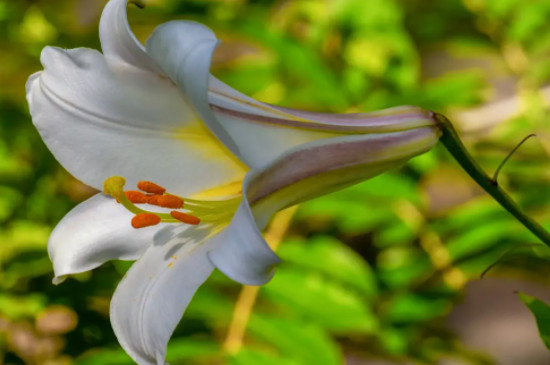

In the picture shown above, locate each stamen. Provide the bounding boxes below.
[170,211,200,225]
[125,190,149,204]
[132,213,161,228]
[104,176,239,229]
[137,181,166,195]
[147,195,184,209]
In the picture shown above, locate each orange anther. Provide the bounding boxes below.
[131,213,161,229]
[137,181,166,195]
[170,211,200,225]
[125,190,148,204]
[147,194,184,209]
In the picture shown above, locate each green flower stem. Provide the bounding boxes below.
[435,113,550,246]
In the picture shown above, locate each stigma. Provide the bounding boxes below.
[103,176,240,229]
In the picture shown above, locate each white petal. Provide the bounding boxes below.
[246,127,441,224]
[142,19,437,172]
[145,21,243,161]
[26,46,245,196]
[99,0,163,74]
[207,197,281,286]
[48,194,163,283]
[210,77,437,169]
[209,127,440,283]
[110,224,216,364]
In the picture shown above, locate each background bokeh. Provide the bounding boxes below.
[2,0,550,364]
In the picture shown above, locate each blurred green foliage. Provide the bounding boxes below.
[1,0,550,364]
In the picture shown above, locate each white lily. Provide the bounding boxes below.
[25,0,441,364]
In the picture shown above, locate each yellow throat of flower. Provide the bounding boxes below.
[103,176,241,229]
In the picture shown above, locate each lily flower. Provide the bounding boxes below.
[26,0,441,363]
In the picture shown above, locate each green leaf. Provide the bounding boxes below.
[374,220,416,247]
[378,327,409,355]
[3,254,53,285]
[76,348,133,365]
[0,220,50,267]
[247,314,341,365]
[185,284,233,322]
[296,173,417,234]
[261,267,378,333]
[507,5,550,42]
[481,243,550,278]
[0,141,31,181]
[445,219,516,261]
[297,197,393,234]
[229,348,300,365]
[377,247,432,288]
[236,21,346,109]
[0,185,22,222]
[76,338,220,365]
[277,236,378,299]
[518,292,550,350]
[414,71,485,109]
[359,173,419,201]
[0,293,46,320]
[165,338,220,363]
[386,294,450,323]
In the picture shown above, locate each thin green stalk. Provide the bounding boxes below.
[492,133,536,182]
[435,113,550,246]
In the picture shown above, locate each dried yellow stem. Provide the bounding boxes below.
[223,206,298,354]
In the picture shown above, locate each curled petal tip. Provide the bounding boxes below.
[207,200,281,286]
[52,275,67,285]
